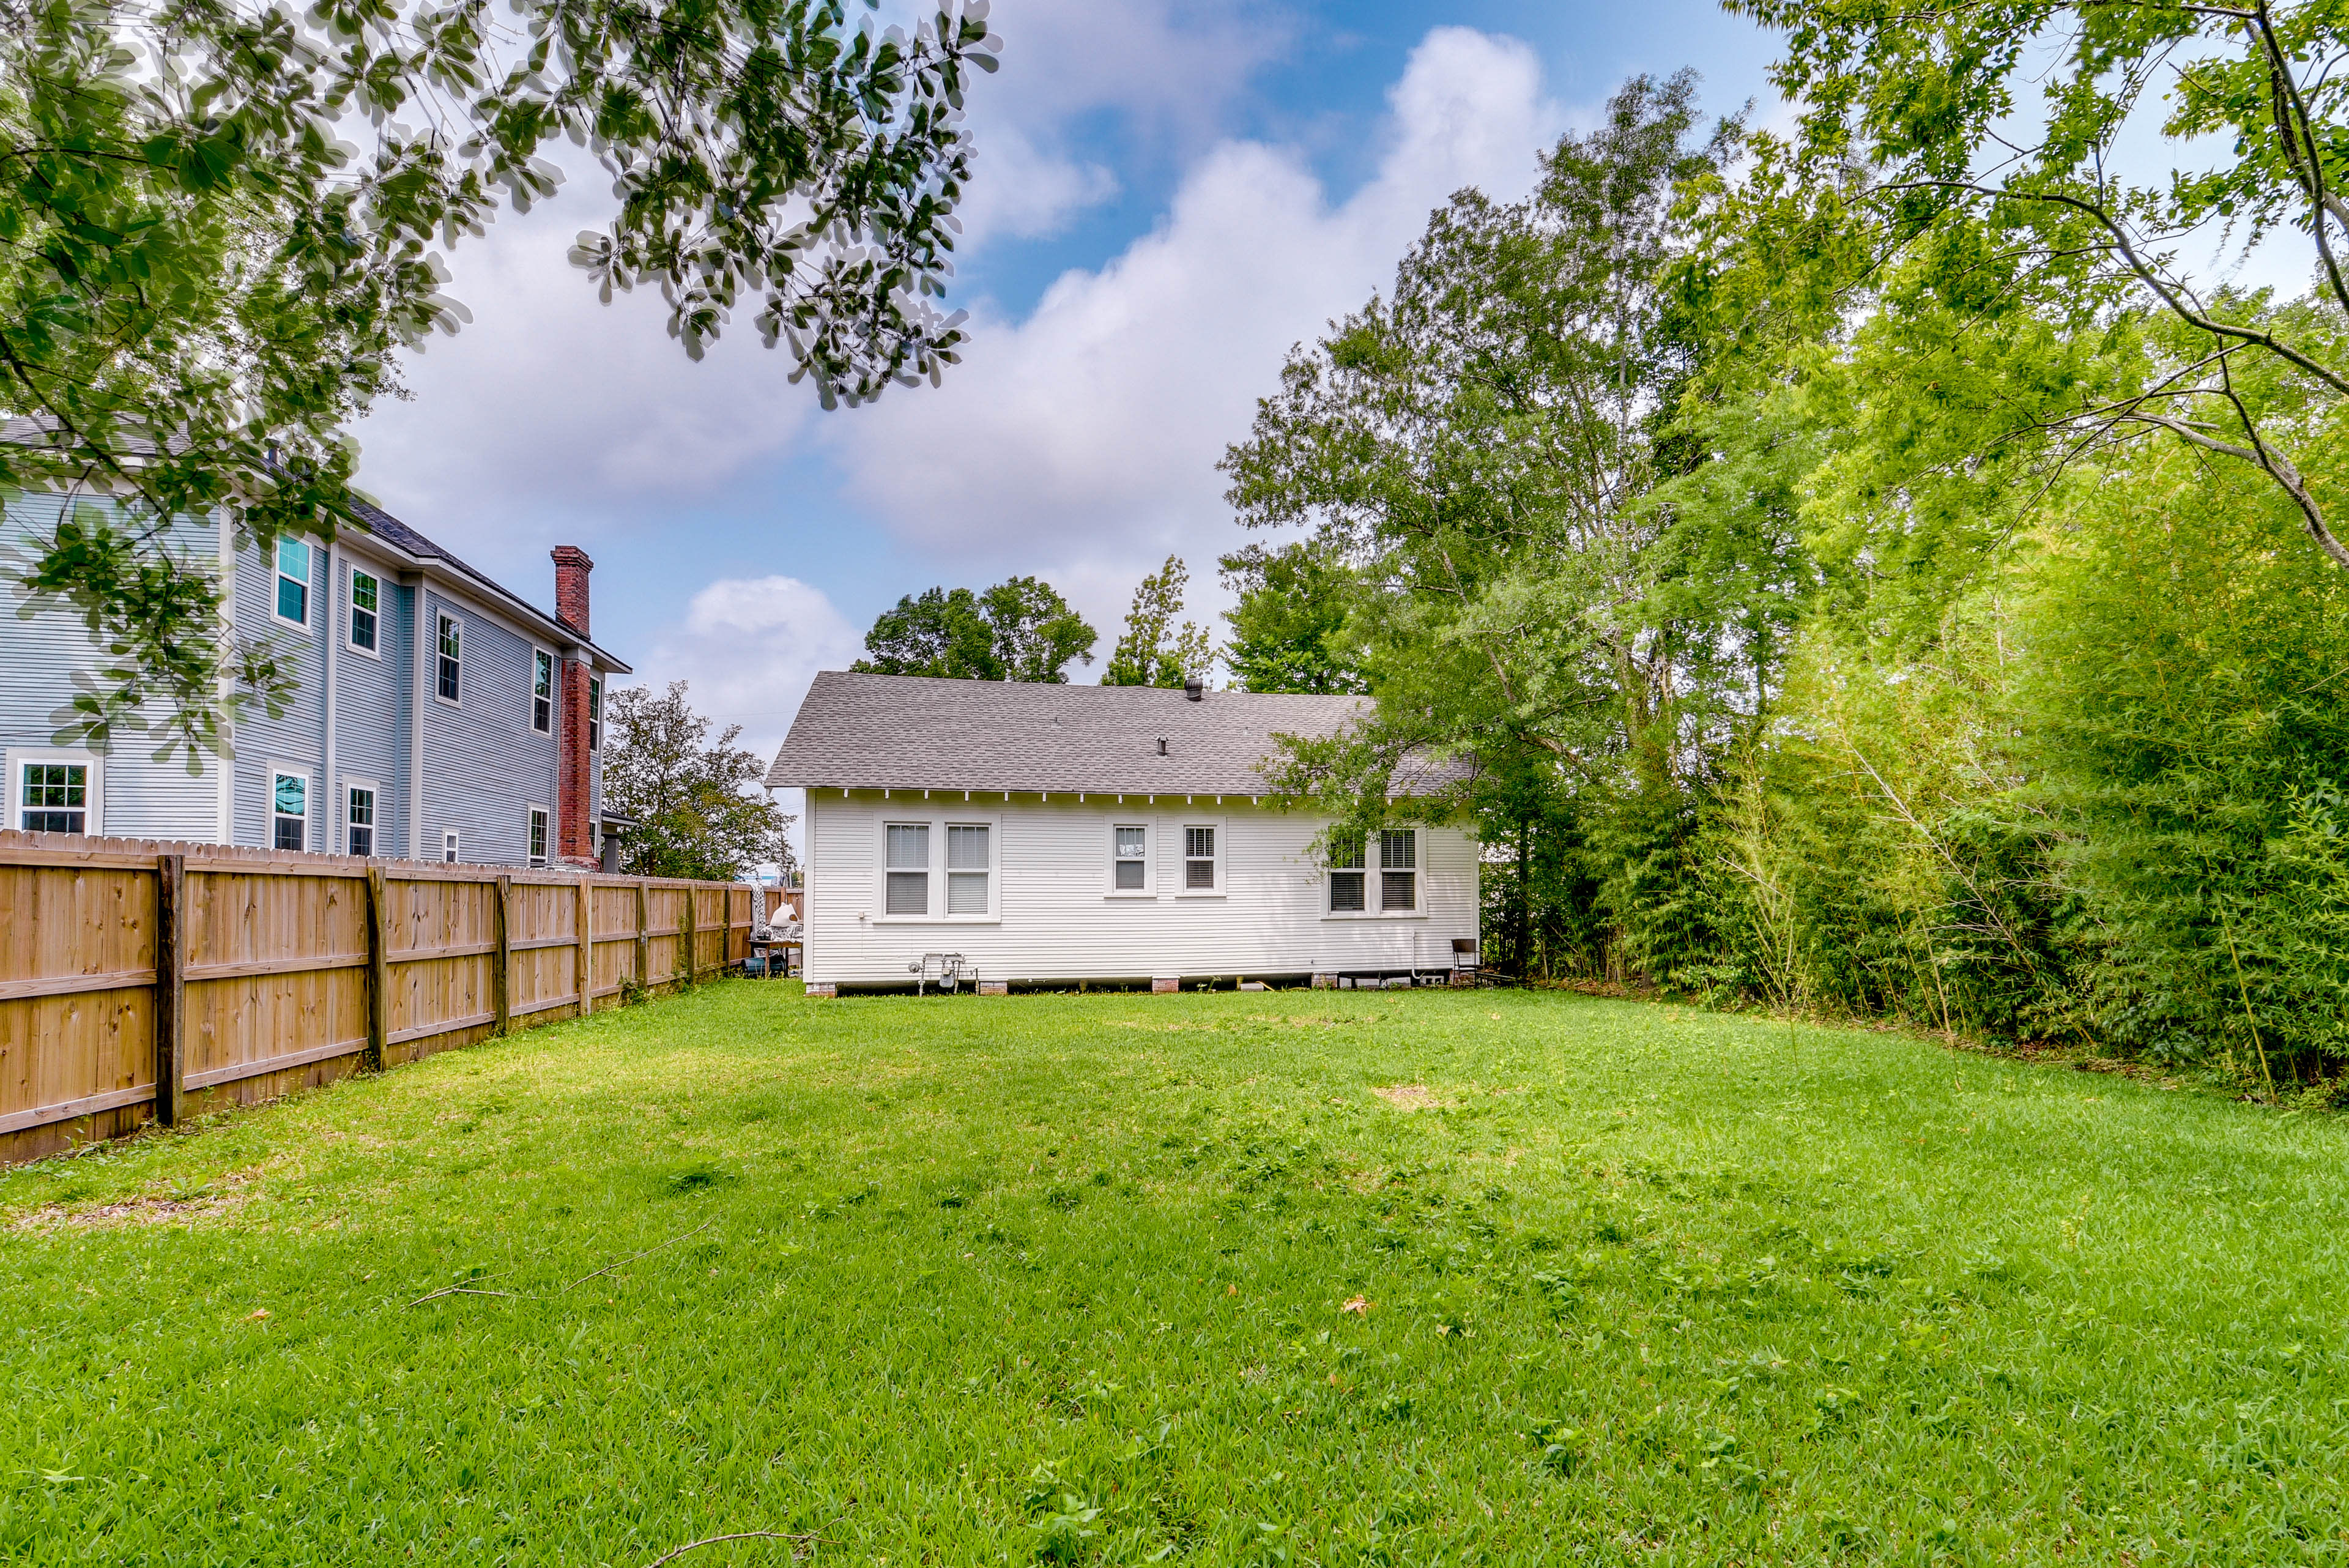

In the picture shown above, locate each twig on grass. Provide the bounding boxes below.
[638,1529,826,1567]
[400,1219,716,1310]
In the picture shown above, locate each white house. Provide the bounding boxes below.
[765,671,1480,993]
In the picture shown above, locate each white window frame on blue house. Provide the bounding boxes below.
[273,537,313,629]
[270,767,311,852]
[434,611,463,707]
[9,748,101,835]
[527,804,549,868]
[344,777,378,857]
[346,563,382,657]
[530,647,554,734]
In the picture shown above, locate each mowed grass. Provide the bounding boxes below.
[2,986,2346,1567]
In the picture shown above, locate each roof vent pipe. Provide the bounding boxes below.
[1183,675,1203,702]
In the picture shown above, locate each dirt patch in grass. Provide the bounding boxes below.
[1371,1083,1442,1110]
[10,1170,258,1233]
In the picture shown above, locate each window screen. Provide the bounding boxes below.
[1184,826,1215,889]
[349,569,378,652]
[1114,825,1146,890]
[20,761,87,833]
[1380,829,1416,911]
[347,786,374,857]
[947,824,989,914]
[273,773,306,852]
[1329,835,1366,912]
[885,823,930,915]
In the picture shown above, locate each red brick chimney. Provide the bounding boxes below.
[552,547,597,868]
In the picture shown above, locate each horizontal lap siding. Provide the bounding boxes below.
[803,793,1479,986]
[1,498,225,842]
[333,559,413,857]
[417,590,560,868]
[231,526,329,850]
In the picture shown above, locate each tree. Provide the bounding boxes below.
[1100,555,1214,687]
[850,575,1094,680]
[603,681,793,882]
[1,0,1000,761]
[1217,540,1366,694]
[1730,0,2349,572]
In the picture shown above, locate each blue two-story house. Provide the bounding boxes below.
[2,489,632,870]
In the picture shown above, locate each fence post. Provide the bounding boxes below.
[634,880,650,995]
[492,874,513,1036]
[365,867,389,1072]
[680,885,697,989]
[574,877,592,1017]
[154,853,187,1127]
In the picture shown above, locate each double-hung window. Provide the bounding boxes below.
[885,823,930,915]
[1329,836,1367,912]
[346,784,376,856]
[18,759,91,833]
[532,650,554,734]
[527,806,549,868]
[274,538,311,626]
[1112,824,1149,891]
[348,568,379,653]
[588,676,603,751]
[442,830,460,864]
[436,613,462,703]
[1184,826,1217,890]
[1380,829,1417,911]
[272,771,308,852]
[946,824,990,913]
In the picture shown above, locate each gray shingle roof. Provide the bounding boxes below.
[766,671,1371,795]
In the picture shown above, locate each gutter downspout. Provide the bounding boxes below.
[322,540,338,853]
[216,509,236,844]
[408,576,428,860]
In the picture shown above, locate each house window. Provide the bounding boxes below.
[588,675,603,751]
[348,568,379,653]
[532,650,554,734]
[435,613,462,703]
[1329,836,1367,912]
[1381,829,1417,911]
[442,830,460,864]
[274,537,310,626]
[528,806,549,868]
[885,823,930,915]
[272,771,308,852]
[1113,824,1148,891]
[1184,825,1216,890]
[18,760,89,833]
[946,823,990,914]
[346,784,375,857]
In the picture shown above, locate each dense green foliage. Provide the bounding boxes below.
[6,983,2345,1564]
[0,0,998,757]
[602,680,792,879]
[1225,64,2349,1095]
[852,577,1096,682]
[1217,540,1365,694]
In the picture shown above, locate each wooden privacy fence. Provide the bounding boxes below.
[0,830,754,1166]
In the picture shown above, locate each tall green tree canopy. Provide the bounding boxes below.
[851,576,1095,682]
[1,0,999,759]
[603,680,793,881]
[1730,0,2349,572]
[1217,540,1365,694]
[1100,554,1214,688]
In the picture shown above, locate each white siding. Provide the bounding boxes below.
[803,790,1479,987]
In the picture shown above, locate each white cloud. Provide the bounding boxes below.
[826,27,1563,635]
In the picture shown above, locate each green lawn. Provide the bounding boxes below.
[3,985,2345,1566]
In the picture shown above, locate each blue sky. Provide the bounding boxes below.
[354,0,1787,763]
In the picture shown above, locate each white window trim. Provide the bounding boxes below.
[8,747,102,835]
[526,803,550,868]
[342,776,379,857]
[344,562,384,658]
[269,765,312,853]
[872,811,1001,924]
[1323,829,1430,920]
[1173,814,1226,898]
[433,610,464,708]
[272,537,313,631]
[442,828,461,864]
[1105,819,1156,898]
[588,673,603,752]
[529,647,555,735]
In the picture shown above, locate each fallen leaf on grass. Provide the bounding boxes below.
[1341,1296,1371,1315]
[245,1309,270,1321]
